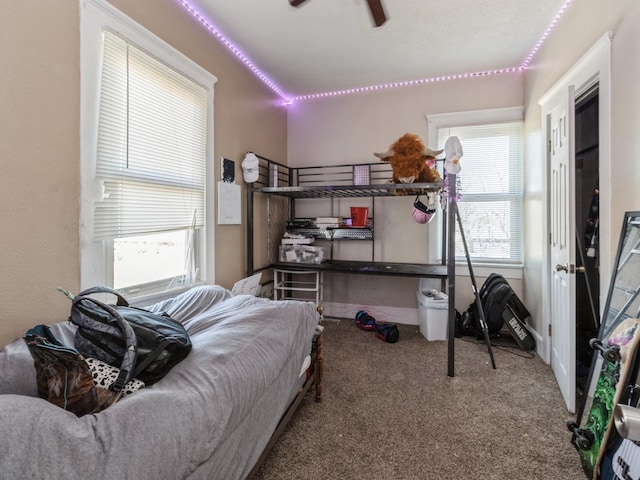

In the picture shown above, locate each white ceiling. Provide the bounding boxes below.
[187,0,570,98]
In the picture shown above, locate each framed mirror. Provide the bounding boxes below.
[599,211,640,339]
[578,211,640,425]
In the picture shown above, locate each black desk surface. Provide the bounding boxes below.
[272,260,447,278]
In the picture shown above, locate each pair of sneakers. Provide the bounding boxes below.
[355,311,399,343]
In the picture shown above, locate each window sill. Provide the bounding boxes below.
[128,282,206,308]
[454,262,524,280]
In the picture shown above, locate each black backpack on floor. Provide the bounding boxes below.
[457,274,535,350]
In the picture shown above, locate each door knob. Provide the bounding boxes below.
[576,266,586,273]
[555,264,568,272]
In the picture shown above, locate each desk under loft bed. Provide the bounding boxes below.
[245,154,459,376]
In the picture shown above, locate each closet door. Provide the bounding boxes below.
[548,85,577,413]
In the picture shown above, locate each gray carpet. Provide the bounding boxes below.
[254,320,586,480]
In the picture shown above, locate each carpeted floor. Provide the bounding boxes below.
[254,320,586,480]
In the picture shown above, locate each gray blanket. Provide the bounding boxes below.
[0,286,319,479]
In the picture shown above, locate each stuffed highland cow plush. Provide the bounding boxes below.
[374,133,443,184]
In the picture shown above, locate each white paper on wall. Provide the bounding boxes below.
[217,181,241,224]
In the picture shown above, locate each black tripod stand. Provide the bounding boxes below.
[455,204,497,369]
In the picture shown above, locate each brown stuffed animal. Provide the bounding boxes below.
[374,133,443,184]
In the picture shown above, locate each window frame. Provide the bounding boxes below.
[80,0,216,302]
[427,107,525,275]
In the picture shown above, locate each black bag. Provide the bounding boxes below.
[477,273,531,326]
[471,281,513,336]
[457,274,534,349]
[61,286,192,386]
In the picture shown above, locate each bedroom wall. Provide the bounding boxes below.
[521,0,637,340]
[0,0,287,347]
[287,0,640,337]
[286,74,523,318]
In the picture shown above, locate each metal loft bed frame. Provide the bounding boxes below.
[245,154,459,376]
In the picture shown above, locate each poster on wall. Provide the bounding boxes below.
[221,158,235,183]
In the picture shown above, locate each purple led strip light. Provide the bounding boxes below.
[520,0,574,69]
[174,0,292,102]
[176,0,574,104]
[292,67,522,101]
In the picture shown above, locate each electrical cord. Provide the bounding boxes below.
[459,336,536,359]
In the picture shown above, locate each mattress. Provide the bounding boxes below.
[0,285,320,480]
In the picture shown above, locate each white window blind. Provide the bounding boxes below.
[94,31,207,240]
[438,121,524,264]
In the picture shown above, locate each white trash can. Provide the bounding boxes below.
[416,289,449,341]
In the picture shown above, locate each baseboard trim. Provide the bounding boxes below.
[529,327,546,363]
[323,302,546,360]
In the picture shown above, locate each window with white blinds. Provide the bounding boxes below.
[437,119,524,264]
[81,0,216,298]
[94,31,207,240]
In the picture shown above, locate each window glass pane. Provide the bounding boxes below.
[114,230,191,289]
[455,201,519,261]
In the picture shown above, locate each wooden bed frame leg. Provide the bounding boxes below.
[314,333,323,402]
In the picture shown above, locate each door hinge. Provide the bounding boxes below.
[548,324,552,337]
[548,232,552,245]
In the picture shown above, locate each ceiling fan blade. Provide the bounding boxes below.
[289,0,307,6]
[366,0,387,27]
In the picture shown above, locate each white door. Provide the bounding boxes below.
[549,86,577,412]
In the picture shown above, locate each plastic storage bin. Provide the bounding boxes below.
[416,289,448,341]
